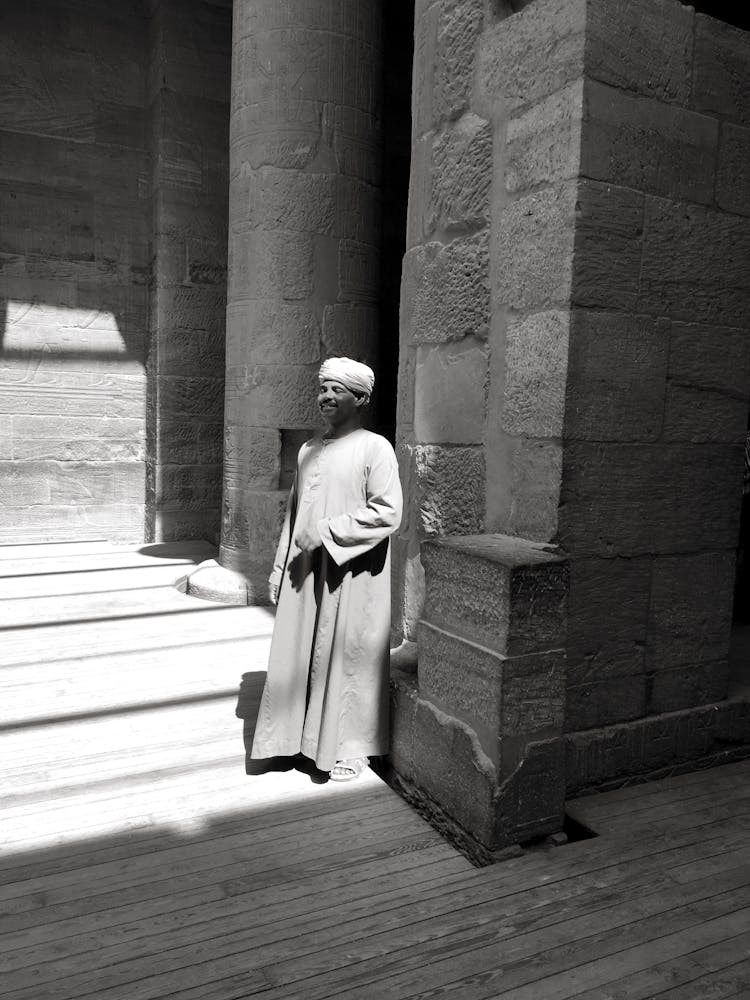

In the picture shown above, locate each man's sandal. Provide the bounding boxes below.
[330,756,369,782]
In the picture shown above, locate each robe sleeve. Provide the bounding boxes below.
[268,475,297,590]
[317,437,402,567]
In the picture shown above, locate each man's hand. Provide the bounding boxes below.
[294,523,322,553]
[268,582,279,606]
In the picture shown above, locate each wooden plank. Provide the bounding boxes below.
[555,938,750,1000]
[256,874,750,999]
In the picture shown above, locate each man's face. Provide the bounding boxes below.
[318,378,364,426]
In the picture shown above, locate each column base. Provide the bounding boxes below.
[184,559,257,605]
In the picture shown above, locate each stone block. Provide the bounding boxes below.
[223,425,280,491]
[560,443,743,557]
[478,0,585,113]
[648,661,730,715]
[494,738,567,845]
[586,0,693,104]
[155,463,221,510]
[506,438,563,543]
[224,365,319,430]
[228,229,314,302]
[567,556,650,683]
[572,180,644,312]
[663,384,747,444]
[0,503,145,544]
[667,321,750,421]
[505,81,584,193]
[566,674,647,731]
[388,670,419,783]
[157,375,224,419]
[422,533,568,657]
[413,340,488,444]
[154,418,222,467]
[692,14,750,126]
[152,328,225,378]
[401,231,490,344]
[411,694,498,847]
[235,169,337,237]
[412,444,485,537]
[395,347,417,439]
[717,124,750,218]
[227,300,320,366]
[12,438,145,463]
[647,552,735,671]
[581,79,718,205]
[564,310,669,442]
[495,182,576,310]
[425,114,492,233]
[503,311,569,438]
[0,417,12,460]
[417,621,503,753]
[639,197,750,327]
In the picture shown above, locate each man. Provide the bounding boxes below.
[250,357,403,781]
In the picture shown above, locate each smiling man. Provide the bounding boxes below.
[250,357,403,781]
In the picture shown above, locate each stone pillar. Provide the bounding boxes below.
[190,0,383,603]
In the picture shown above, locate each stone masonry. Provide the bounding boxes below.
[0,0,230,544]
[387,0,750,852]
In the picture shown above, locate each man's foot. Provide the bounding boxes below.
[329,756,369,782]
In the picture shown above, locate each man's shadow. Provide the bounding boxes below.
[235,671,329,783]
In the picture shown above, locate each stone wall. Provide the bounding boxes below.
[394,0,492,640]
[0,0,230,545]
[0,1,151,542]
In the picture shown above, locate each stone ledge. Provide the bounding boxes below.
[565,695,750,795]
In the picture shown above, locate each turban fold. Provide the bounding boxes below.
[318,357,375,397]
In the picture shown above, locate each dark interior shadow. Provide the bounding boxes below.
[137,543,216,560]
[235,670,329,784]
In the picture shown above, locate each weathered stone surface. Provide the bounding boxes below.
[648,661,730,716]
[418,621,565,763]
[639,197,750,327]
[572,180,644,312]
[582,79,718,205]
[413,0,484,133]
[586,0,693,105]
[412,444,485,537]
[155,464,222,510]
[499,737,567,844]
[421,533,568,657]
[663,384,747,444]
[505,81,584,193]
[225,365,319,430]
[222,426,280,491]
[647,552,735,674]
[564,310,669,442]
[413,340,488,444]
[411,692,498,847]
[566,675,647,731]
[156,375,224,419]
[506,438,563,543]
[564,701,745,795]
[227,301,320,366]
[567,556,650,684]
[503,311,569,439]
[401,231,490,343]
[692,14,750,126]
[561,443,744,557]
[478,0,585,113]
[669,321,750,395]
[220,486,287,602]
[716,124,750,218]
[228,229,314,302]
[154,418,222,466]
[0,503,146,544]
[495,183,576,310]
[425,114,492,233]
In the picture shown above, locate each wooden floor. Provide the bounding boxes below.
[1,542,750,1000]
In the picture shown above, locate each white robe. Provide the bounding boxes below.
[250,428,403,771]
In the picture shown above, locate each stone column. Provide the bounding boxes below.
[189,0,383,603]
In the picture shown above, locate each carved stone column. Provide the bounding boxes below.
[189,0,383,603]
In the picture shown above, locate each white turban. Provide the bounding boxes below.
[318,357,375,397]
